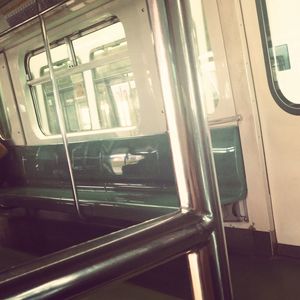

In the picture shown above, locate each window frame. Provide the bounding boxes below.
[0,90,11,140]
[256,0,300,115]
[25,16,141,135]
[90,39,139,129]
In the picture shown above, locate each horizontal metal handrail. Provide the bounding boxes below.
[26,47,129,86]
[0,210,213,300]
[208,115,242,126]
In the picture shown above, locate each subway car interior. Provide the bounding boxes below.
[0,0,300,299]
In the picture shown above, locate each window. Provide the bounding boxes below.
[257,0,300,114]
[40,63,90,133]
[91,41,139,129]
[26,18,140,135]
[0,91,11,140]
[197,9,220,115]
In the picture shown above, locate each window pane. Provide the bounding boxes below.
[0,92,10,139]
[72,22,126,64]
[75,22,140,130]
[34,73,91,134]
[92,59,139,129]
[197,8,219,115]
[28,21,140,134]
[29,44,69,79]
[259,0,300,106]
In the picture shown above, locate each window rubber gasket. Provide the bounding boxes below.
[256,0,300,115]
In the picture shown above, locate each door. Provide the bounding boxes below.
[241,0,300,249]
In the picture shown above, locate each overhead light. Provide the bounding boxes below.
[65,0,76,5]
[69,3,85,11]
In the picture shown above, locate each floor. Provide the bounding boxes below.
[230,254,300,300]
[71,253,300,299]
[2,214,300,299]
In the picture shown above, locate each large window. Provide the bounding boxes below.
[257,0,300,114]
[26,18,140,135]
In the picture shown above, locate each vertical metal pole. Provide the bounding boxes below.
[65,37,78,67]
[147,0,233,299]
[36,1,83,219]
[188,246,215,300]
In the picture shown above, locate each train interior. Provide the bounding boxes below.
[0,0,299,299]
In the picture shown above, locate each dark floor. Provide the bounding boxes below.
[2,214,300,299]
[230,254,300,300]
[71,253,300,299]
[3,247,300,300]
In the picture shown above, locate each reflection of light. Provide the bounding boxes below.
[109,154,125,161]
[19,104,26,112]
[133,150,156,155]
[188,253,203,299]
[212,147,235,153]
[14,273,81,300]
[101,102,110,115]
[70,3,86,11]
[79,106,91,130]
[111,82,132,126]
[109,153,146,175]
[110,154,126,175]
[129,80,135,89]
[126,154,144,165]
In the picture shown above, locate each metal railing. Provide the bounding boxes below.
[0,211,213,299]
[147,1,233,298]
[208,115,242,126]
[0,0,233,299]
[37,0,83,219]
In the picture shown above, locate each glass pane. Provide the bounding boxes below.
[93,63,139,129]
[74,22,140,129]
[198,13,219,115]
[195,1,237,120]
[33,72,91,135]
[72,22,126,64]
[29,44,69,79]
[261,0,300,104]
[28,21,140,134]
[0,92,11,139]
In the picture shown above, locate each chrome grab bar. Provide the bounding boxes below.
[37,1,83,219]
[148,0,233,299]
[0,211,213,299]
[0,1,234,299]
[208,114,242,126]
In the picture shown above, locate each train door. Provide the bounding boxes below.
[241,0,300,252]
